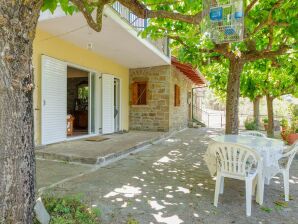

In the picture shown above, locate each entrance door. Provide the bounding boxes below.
[41,55,67,144]
[102,74,115,134]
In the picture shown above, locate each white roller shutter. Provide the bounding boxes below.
[102,74,115,134]
[41,55,67,145]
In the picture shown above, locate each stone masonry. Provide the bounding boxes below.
[129,65,195,132]
[169,66,194,131]
[129,66,171,132]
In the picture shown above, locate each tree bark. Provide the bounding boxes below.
[0,1,42,223]
[266,95,275,138]
[253,96,261,130]
[225,58,244,134]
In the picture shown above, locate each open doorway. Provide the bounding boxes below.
[67,66,89,137]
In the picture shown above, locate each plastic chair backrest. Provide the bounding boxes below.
[210,142,261,177]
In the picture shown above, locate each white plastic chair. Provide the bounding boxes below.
[211,142,263,217]
[276,141,298,201]
[241,131,267,138]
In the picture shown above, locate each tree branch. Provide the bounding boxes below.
[118,0,205,24]
[245,0,258,16]
[267,26,273,50]
[243,45,290,61]
[213,44,234,59]
[249,0,284,37]
[167,35,188,48]
[167,35,219,56]
[69,0,113,32]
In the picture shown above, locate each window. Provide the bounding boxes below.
[132,81,147,105]
[174,84,180,106]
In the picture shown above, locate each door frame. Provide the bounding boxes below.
[114,77,121,132]
[40,55,122,144]
[41,55,98,144]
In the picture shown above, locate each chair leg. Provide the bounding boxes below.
[252,177,257,196]
[256,173,264,205]
[220,176,224,194]
[283,170,290,202]
[245,179,252,217]
[214,174,221,207]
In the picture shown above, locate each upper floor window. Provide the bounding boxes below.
[132,81,147,105]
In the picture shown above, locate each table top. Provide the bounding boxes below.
[211,135,284,150]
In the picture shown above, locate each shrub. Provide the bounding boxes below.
[245,118,258,130]
[262,117,268,124]
[280,118,288,128]
[34,196,101,224]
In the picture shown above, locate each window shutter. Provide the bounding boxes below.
[132,82,138,105]
[138,82,147,105]
[177,86,180,106]
[175,84,180,106]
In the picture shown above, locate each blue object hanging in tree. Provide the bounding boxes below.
[225,27,235,35]
[234,11,243,19]
[210,7,223,21]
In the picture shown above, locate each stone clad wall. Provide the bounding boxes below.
[129,65,194,132]
[129,66,171,132]
[169,66,194,131]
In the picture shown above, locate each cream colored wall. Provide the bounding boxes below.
[33,28,129,145]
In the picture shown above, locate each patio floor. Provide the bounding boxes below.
[36,130,168,164]
[37,128,298,224]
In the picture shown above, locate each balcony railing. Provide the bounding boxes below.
[111,2,170,57]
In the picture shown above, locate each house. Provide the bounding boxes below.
[129,58,206,132]
[33,2,206,146]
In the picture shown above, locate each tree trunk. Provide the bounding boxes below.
[266,95,274,138]
[0,1,42,223]
[253,96,261,130]
[225,58,244,134]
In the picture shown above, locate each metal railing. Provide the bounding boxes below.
[111,2,170,57]
[193,107,288,130]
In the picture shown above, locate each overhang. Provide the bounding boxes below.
[171,57,207,87]
[38,6,171,68]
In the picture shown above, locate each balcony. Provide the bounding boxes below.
[37,3,171,68]
[111,2,170,57]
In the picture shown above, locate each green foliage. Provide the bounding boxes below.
[289,104,298,117]
[34,196,101,224]
[285,104,298,133]
[141,0,297,100]
[280,118,288,128]
[244,118,258,130]
[241,54,298,104]
[126,218,140,224]
[260,206,273,213]
[290,117,298,133]
[42,0,77,14]
[263,117,268,124]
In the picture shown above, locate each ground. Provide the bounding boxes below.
[37,128,298,224]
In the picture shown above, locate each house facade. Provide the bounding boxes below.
[33,2,205,146]
[129,58,206,132]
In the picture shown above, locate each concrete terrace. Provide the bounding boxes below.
[37,128,298,224]
[36,131,169,165]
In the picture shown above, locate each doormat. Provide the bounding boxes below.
[85,136,109,142]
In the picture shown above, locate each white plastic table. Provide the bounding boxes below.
[204,135,284,184]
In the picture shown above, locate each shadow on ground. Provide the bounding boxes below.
[38,128,298,224]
